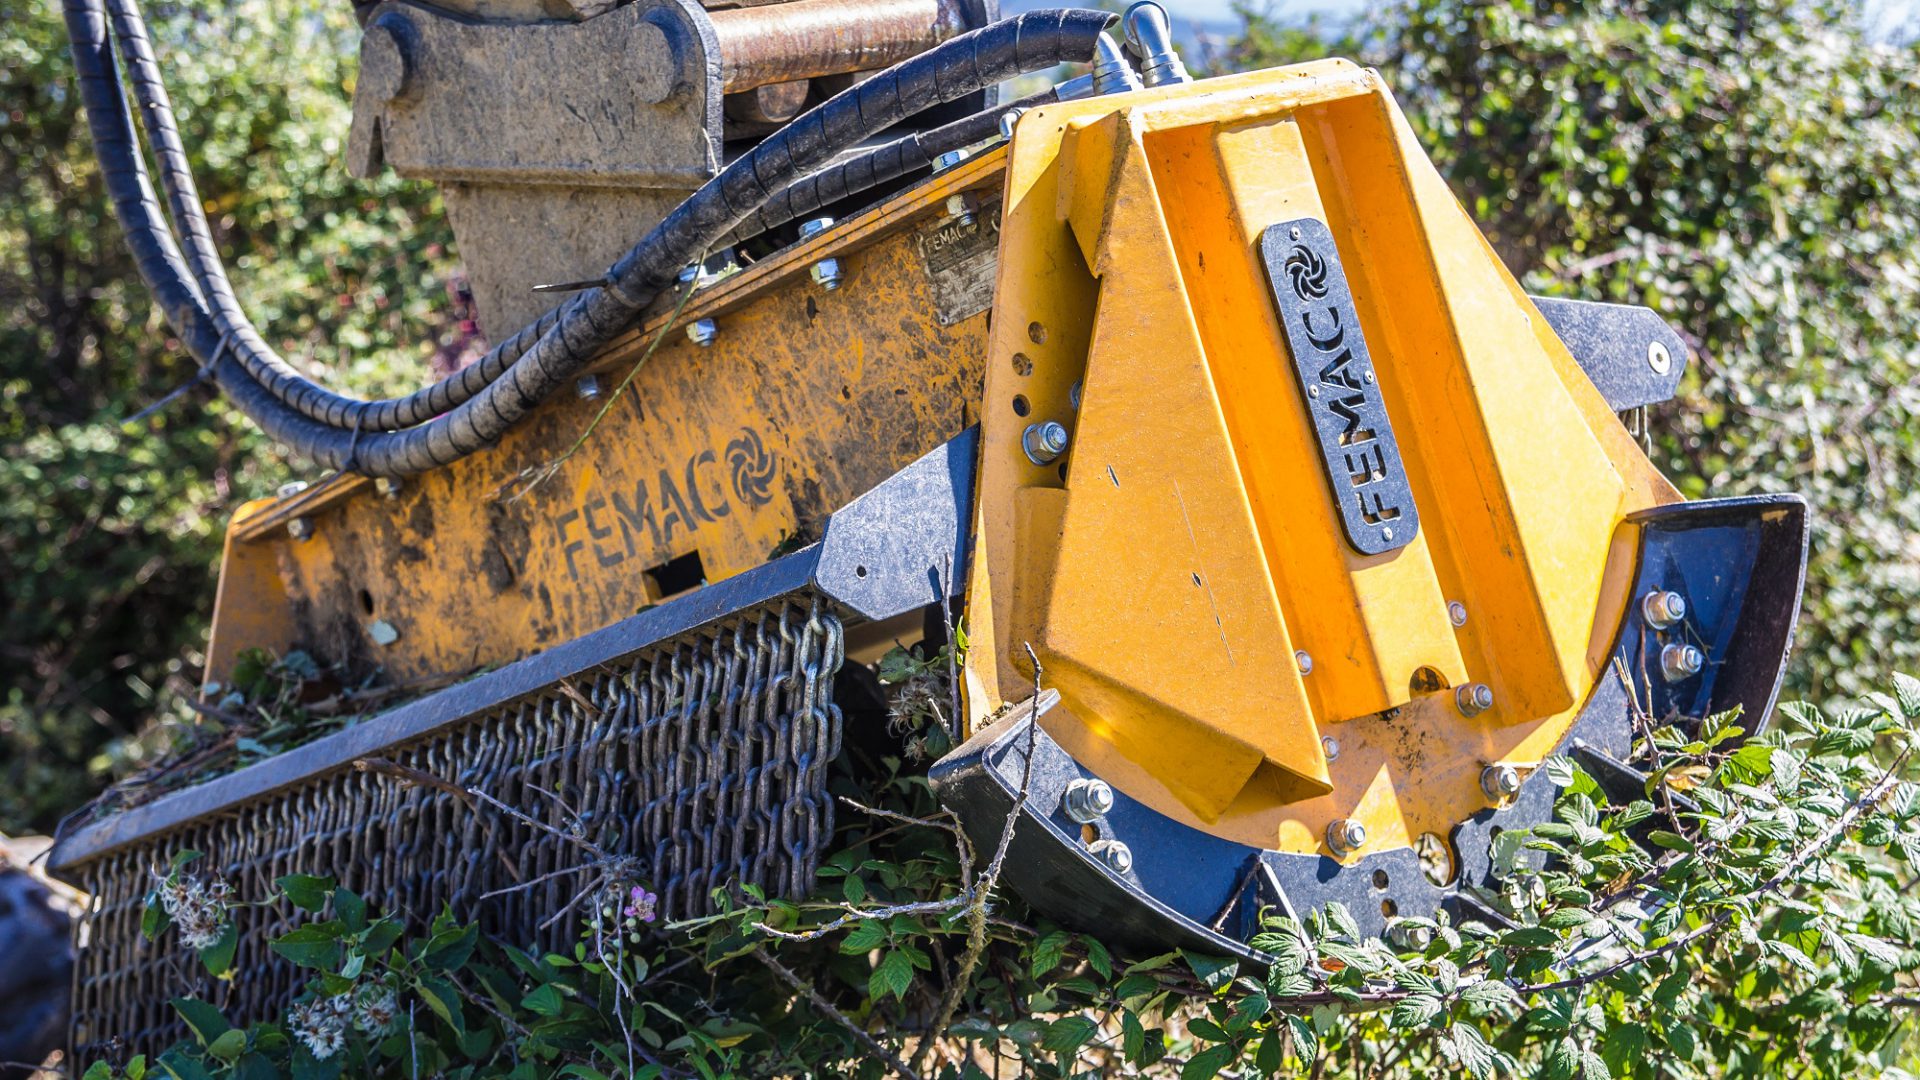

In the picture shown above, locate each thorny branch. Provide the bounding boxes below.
[755,948,924,1080]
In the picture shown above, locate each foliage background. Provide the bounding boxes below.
[1,0,1918,869]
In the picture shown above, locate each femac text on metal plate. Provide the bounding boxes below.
[1259,217,1418,556]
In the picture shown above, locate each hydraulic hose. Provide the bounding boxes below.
[68,0,1117,474]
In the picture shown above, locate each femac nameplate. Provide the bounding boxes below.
[1258,218,1418,556]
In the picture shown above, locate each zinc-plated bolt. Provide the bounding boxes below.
[1642,589,1688,630]
[998,107,1028,140]
[1447,601,1468,627]
[576,373,603,400]
[933,148,968,173]
[276,480,309,500]
[945,192,977,229]
[676,264,701,286]
[1091,839,1134,874]
[1661,642,1705,682]
[686,318,718,347]
[1022,421,1070,465]
[1456,683,1495,717]
[287,516,313,541]
[1327,818,1367,855]
[1387,921,1434,951]
[1062,778,1115,823]
[374,476,403,499]
[799,217,843,291]
[1480,764,1522,802]
[1647,340,1673,375]
[1295,650,1313,675]
[1321,735,1340,762]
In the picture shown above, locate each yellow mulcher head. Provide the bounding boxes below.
[931,60,1807,955]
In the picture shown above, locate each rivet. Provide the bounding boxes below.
[576,373,603,400]
[1647,340,1673,375]
[1062,778,1115,823]
[1320,735,1339,762]
[1447,601,1468,627]
[1295,650,1313,675]
[1455,683,1494,717]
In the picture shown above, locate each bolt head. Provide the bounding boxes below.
[1092,839,1133,874]
[1661,642,1705,682]
[1447,601,1468,627]
[934,148,968,172]
[799,216,835,241]
[1022,421,1070,465]
[809,257,843,291]
[1327,818,1367,854]
[1063,778,1115,823]
[287,516,313,541]
[576,374,603,401]
[1642,589,1687,629]
[1389,921,1434,951]
[998,107,1027,140]
[1320,735,1340,762]
[276,480,309,500]
[1481,764,1522,801]
[1456,682,1494,717]
[1295,650,1313,675]
[374,476,403,499]
[1647,339,1674,375]
[686,318,718,347]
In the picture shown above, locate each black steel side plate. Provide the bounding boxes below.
[1258,218,1417,556]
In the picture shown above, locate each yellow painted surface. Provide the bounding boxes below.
[204,158,1006,685]
[963,62,1680,859]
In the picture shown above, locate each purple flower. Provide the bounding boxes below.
[622,885,658,924]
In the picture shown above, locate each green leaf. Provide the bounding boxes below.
[170,998,231,1046]
[1285,1013,1317,1060]
[839,922,886,955]
[275,874,336,913]
[870,949,914,1001]
[1041,1015,1098,1055]
[1581,1048,1611,1080]
[1189,1018,1231,1042]
[1181,1043,1238,1080]
[84,1062,115,1080]
[1445,1023,1494,1079]
[1181,950,1239,991]
[1030,931,1070,978]
[1893,673,1920,720]
[270,926,343,970]
[1460,980,1520,1010]
[205,1028,246,1063]
[333,888,368,933]
[521,983,566,1017]
[1083,935,1113,979]
[199,920,238,977]
[1122,1009,1146,1062]
[1391,993,1445,1029]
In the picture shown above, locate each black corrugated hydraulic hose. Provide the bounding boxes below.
[67,0,1116,474]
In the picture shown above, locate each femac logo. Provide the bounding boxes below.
[1284,244,1329,302]
[726,427,777,509]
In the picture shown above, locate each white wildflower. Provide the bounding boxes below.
[352,983,400,1035]
[288,999,348,1060]
[151,867,230,952]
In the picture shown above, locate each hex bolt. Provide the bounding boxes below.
[276,480,309,500]
[374,476,403,499]
[1295,650,1313,675]
[799,217,843,291]
[1661,642,1705,682]
[998,107,1028,140]
[1455,683,1495,717]
[686,318,718,347]
[287,516,313,542]
[945,192,977,229]
[1062,778,1115,823]
[1641,589,1688,630]
[933,148,968,173]
[1480,764,1522,802]
[1388,921,1434,951]
[1022,421,1070,465]
[1320,735,1340,762]
[1447,601,1468,627]
[1091,839,1134,874]
[1327,818,1367,855]
[575,373,603,401]
[1647,340,1674,375]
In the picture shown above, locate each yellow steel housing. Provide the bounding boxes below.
[960,61,1679,859]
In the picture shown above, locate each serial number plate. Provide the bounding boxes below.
[1258,218,1418,556]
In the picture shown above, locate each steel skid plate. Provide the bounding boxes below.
[931,495,1808,957]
